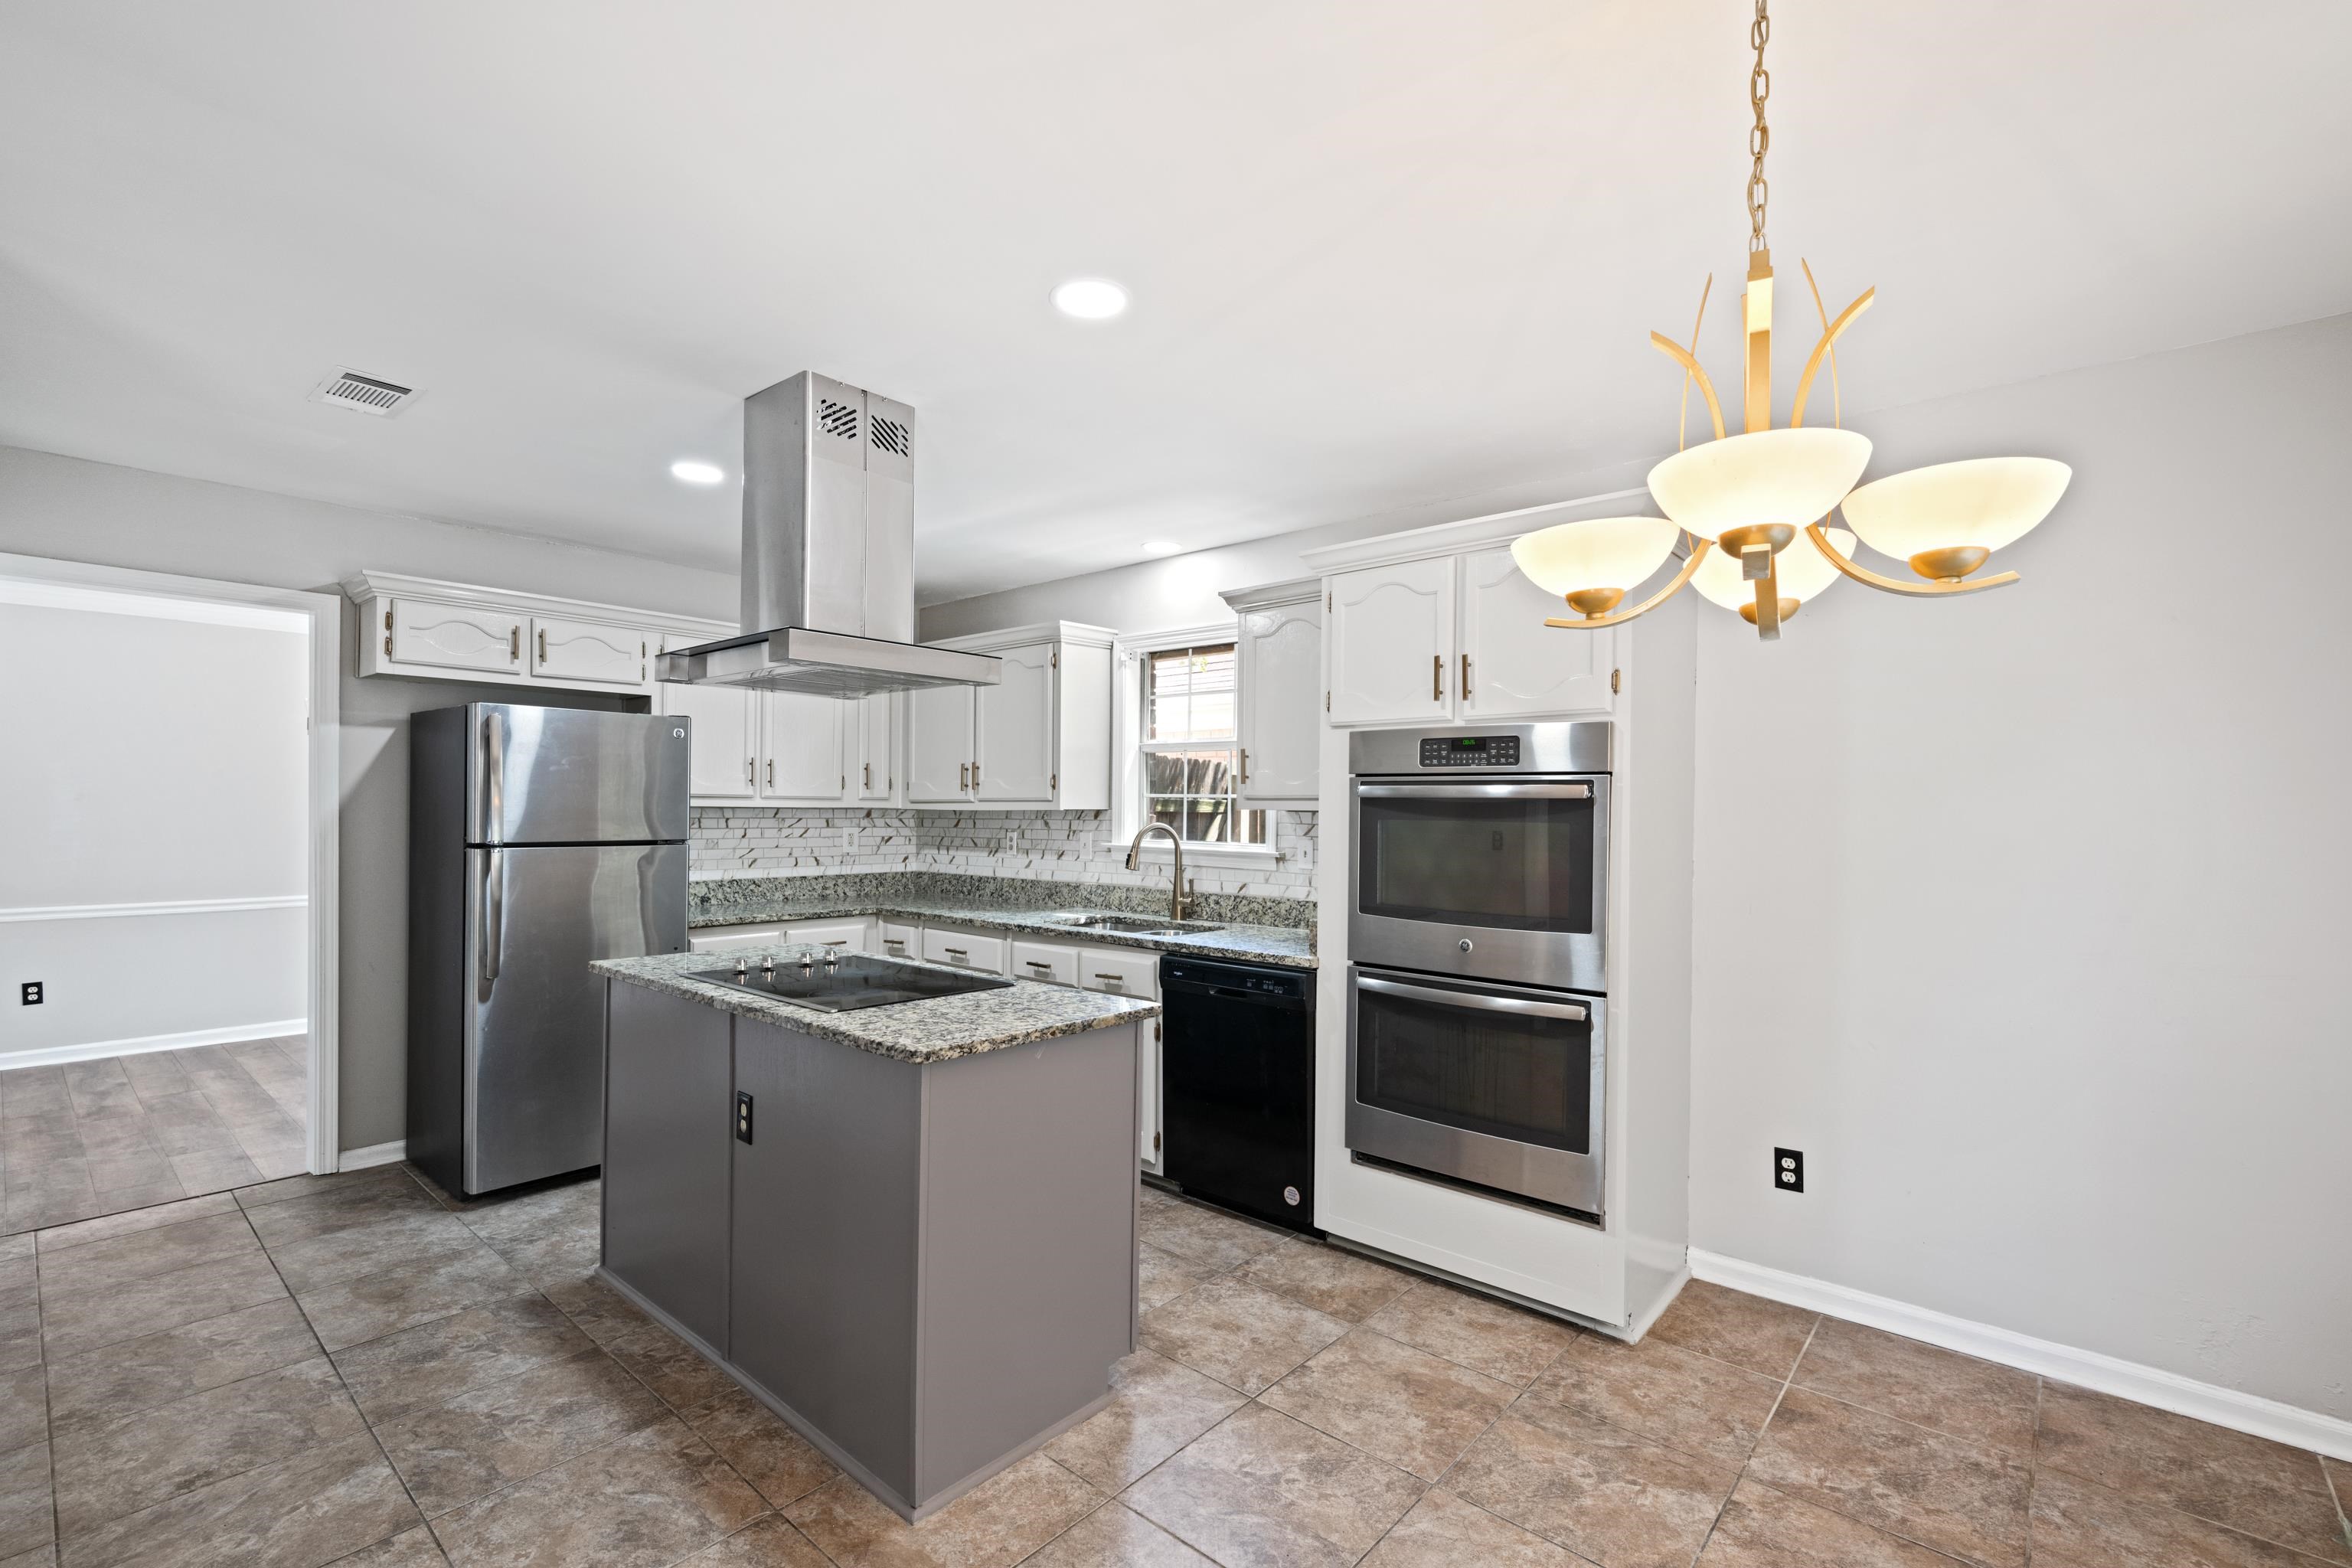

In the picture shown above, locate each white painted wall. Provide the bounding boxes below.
[0,445,735,1145]
[1688,313,2352,1422]
[0,590,307,1060]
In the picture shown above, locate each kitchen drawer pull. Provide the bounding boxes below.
[1024,960,1054,971]
[820,939,850,947]
[1356,972,1587,1021]
[944,946,969,958]
[1091,972,1126,984]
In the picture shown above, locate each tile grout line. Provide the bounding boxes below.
[1687,1312,1820,1563]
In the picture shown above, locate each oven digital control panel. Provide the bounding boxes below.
[1417,734,1522,768]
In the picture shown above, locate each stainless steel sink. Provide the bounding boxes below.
[1030,911,1222,936]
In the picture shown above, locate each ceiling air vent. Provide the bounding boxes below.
[310,367,416,417]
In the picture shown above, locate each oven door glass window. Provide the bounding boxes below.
[1357,784,1597,933]
[1354,977,1593,1155]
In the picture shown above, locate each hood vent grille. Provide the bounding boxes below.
[817,397,860,442]
[870,413,911,459]
[311,368,416,416]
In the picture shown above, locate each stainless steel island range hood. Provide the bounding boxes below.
[657,372,1000,695]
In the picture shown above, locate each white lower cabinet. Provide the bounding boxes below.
[783,918,872,951]
[1009,940,1079,986]
[1140,1015,1163,1174]
[921,926,1008,975]
[688,925,782,953]
[1078,946,1159,1001]
[877,921,918,960]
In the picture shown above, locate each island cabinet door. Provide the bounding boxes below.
[602,984,733,1355]
[730,1018,924,1504]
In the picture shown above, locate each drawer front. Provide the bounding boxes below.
[784,919,870,952]
[388,598,522,674]
[1079,946,1160,1000]
[532,615,646,687]
[689,926,783,953]
[922,927,1008,975]
[1010,940,1079,987]
[877,921,919,960]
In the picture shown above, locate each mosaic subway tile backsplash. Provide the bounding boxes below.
[689,806,1318,901]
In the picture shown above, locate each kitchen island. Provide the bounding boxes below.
[590,947,1158,1521]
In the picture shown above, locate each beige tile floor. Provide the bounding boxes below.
[1,1040,310,1236]
[0,1168,2344,1567]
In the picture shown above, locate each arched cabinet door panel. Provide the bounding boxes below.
[1327,558,1455,726]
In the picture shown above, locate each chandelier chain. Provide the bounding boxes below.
[1747,0,1770,253]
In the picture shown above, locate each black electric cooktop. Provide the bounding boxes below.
[687,955,1013,1013]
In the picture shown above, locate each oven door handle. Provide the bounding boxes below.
[1355,973,1588,1021]
[1355,782,1592,801]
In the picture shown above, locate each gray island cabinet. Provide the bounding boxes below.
[590,949,1156,1521]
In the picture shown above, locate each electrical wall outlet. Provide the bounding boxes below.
[1773,1147,1804,1193]
[18,982,40,1006]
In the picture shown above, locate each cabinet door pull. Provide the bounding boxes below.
[766,759,774,788]
[1462,653,1472,701]
[537,628,547,665]
[863,762,871,789]
[1432,654,1442,701]
[1238,748,1249,785]
[509,626,521,662]
[959,763,969,789]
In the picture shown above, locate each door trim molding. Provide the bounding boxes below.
[0,550,342,1177]
[1688,1248,2352,1462]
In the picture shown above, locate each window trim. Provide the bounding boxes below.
[1111,622,1279,864]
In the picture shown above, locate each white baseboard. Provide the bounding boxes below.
[0,1019,308,1070]
[1688,1248,2352,1463]
[338,1140,407,1172]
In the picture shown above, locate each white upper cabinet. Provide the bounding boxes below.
[759,691,848,804]
[1221,579,1322,805]
[906,683,975,804]
[912,622,1116,810]
[662,678,757,800]
[385,597,521,675]
[531,616,645,687]
[1458,547,1615,718]
[975,642,1055,802]
[1327,557,1455,725]
[853,691,899,802]
[346,570,725,697]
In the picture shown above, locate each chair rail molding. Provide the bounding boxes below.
[0,894,307,923]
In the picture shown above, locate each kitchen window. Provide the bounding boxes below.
[1142,642,1267,848]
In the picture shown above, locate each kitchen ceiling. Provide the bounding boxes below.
[1,2,2345,605]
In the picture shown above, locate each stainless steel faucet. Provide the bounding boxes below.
[1125,822,1188,923]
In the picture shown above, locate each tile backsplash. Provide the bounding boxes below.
[690,806,1317,901]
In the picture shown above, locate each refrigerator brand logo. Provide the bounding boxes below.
[671,727,686,739]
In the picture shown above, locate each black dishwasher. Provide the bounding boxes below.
[1160,956,1316,1233]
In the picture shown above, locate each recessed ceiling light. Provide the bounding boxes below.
[1052,278,1129,321]
[671,460,725,485]
[1142,540,1181,556]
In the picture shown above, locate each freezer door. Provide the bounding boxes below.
[466,841,689,1192]
[468,704,692,844]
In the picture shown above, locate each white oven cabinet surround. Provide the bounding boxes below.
[344,570,727,694]
[906,622,1116,810]
[1305,495,1645,728]
[1220,578,1321,806]
[1303,491,1696,1335]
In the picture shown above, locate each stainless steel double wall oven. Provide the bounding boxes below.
[1347,722,1610,1218]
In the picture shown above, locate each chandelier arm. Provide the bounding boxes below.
[1648,334,1726,442]
[1798,260,1843,430]
[1804,522,2020,596]
[1543,537,1713,629]
[1788,287,1875,430]
[1753,562,1782,640]
[1676,274,1714,452]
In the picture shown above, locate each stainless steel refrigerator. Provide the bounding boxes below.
[408,703,691,1197]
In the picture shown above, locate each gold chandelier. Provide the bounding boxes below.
[1512,0,2069,641]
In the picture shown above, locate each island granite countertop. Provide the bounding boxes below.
[593,946,1159,1064]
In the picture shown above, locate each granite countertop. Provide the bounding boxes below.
[688,893,1315,969]
[593,947,1159,1064]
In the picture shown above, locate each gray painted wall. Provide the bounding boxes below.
[0,445,735,1149]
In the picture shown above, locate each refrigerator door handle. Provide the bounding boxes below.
[480,848,504,992]
[482,709,506,838]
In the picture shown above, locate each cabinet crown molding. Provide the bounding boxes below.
[341,569,734,640]
[1298,487,1651,574]
[1218,577,1321,612]
[927,619,1119,654]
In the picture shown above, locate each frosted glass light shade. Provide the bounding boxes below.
[1693,527,1855,612]
[1646,427,1873,537]
[1510,516,1681,597]
[1838,456,2071,560]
